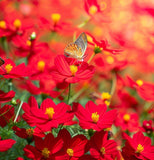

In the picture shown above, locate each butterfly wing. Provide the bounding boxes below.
[74,32,87,57]
[64,43,78,58]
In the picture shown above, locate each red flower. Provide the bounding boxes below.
[87,33,122,54]
[0,104,15,127]
[114,111,140,132]
[89,130,118,160]
[56,129,88,159]
[127,76,154,101]
[0,137,16,152]
[24,133,63,160]
[122,131,154,160]
[0,59,29,79]
[22,96,74,132]
[51,55,95,83]
[0,90,15,103]
[73,101,117,131]
[13,126,45,140]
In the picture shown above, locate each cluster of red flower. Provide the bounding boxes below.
[0,0,154,160]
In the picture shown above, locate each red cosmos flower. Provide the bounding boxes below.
[122,131,154,160]
[51,55,95,83]
[73,101,117,131]
[114,111,140,132]
[24,133,63,160]
[56,129,88,160]
[87,33,122,55]
[12,32,49,59]
[22,96,74,132]
[0,137,16,152]
[39,13,71,33]
[0,105,15,127]
[0,59,29,79]
[0,90,15,103]
[127,76,154,101]
[13,126,45,140]
[89,130,118,160]
[0,16,30,40]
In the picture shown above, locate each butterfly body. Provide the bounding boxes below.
[64,32,87,61]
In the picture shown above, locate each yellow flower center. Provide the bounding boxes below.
[42,148,50,158]
[26,128,34,137]
[70,65,78,76]
[67,148,74,157]
[100,2,107,11]
[91,112,99,123]
[5,64,13,73]
[89,5,98,15]
[101,92,111,100]
[13,19,21,29]
[45,107,55,120]
[0,20,6,29]
[104,100,110,106]
[26,40,31,46]
[37,60,45,72]
[136,144,144,153]
[104,127,111,131]
[100,147,106,155]
[123,114,130,122]
[106,56,114,64]
[51,13,61,24]
[136,79,143,87]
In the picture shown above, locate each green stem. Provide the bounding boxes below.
[77,18,91,28]
[68,87,85,105]
[67,83,71,104]
[110,73,117,97]
[14,101,23,123]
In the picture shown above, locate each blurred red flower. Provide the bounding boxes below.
[73,101,117,131]
[115,111,140,132]
[0,90,15,103]
[89,130,118,159]
[0,137,16,152]
[51,55,95,83]
[22,96,74,132]
[140,120,154,134]
[122,131,154,160]
[0,104,15,127]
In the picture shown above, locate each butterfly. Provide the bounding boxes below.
[64,32,87,61]
[0,57,5,66]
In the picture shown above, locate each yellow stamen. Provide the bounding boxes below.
[136,79,143,87]
[0,20,6,29]
[104,127,111,131]
[5,64,13,73]
[104,100,110,106]
[37,60,45,72]
[67,148,74,157]
[101,92,111,100]
[26,128,34,137]
[42,148,50,158]
[45,107,55,120]
[91,112,99,123]
[70,65,78,76]
[51,13,61,24]
[13,19,21,29]
[106,56,114,64]
[100,147,106,155]
[123,114,130,122]
[26,40,31,46]
[89,5,98,15]
[136,144,144,153]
